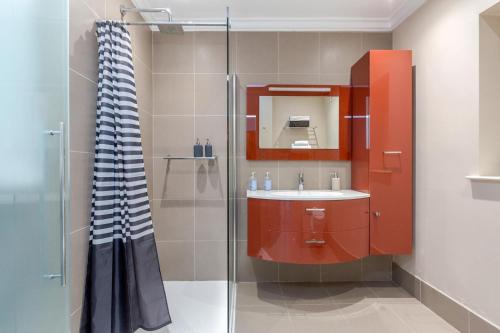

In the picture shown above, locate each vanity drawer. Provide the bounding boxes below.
[248,198,369,233]
[248,229,369,264]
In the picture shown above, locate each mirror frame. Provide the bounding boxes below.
[246,84,351,160]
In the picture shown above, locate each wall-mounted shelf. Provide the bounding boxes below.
[466,175,500,182]
[162,155,217,160]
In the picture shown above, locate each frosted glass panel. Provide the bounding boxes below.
[0,0,69,332]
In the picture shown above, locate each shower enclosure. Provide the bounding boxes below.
[0,0,69,332]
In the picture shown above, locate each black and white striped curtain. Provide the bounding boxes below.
[80,21,171,333]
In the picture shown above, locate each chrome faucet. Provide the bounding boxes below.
[298,172,304,191]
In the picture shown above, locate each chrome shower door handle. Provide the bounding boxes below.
[45,122,66,286]
[58,121,67,287]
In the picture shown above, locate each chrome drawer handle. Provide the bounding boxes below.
[305,208,325,212]
[305,239,326,245]
[383,151,402,155]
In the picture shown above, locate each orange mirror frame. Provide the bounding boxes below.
[246,84,351,160]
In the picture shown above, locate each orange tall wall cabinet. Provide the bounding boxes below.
[351,50,413,256]
[247,50,413,264]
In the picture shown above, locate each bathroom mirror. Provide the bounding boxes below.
[258,95,340,149]
[246,85,351,160]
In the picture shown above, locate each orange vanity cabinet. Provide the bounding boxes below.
[247,198,370,264]
[351,50,413,255]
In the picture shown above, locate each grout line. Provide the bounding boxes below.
[193,32,197,280]
[70,225,90,235]
[69,68,97,85]
[81,0,101,20]
[70,306,82,318]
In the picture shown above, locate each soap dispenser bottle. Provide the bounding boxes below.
[263,171,272,191]
[331,172,341,191]
[204,138,213,157]
[194,138,203,157]
[248,172,257,191]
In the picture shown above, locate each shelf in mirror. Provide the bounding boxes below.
[466,175,500,182]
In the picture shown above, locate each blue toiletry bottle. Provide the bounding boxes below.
[264,171,272,191]
[205,138,213,157]
[194,138,203,157]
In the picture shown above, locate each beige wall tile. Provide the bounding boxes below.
[237,241,279,282]
[322,260,363,282]
[69,71,97,153]
[362,255,392,281]
[139,112,153,158]
[153,74,194,116]
[70,152,93,232]
[153,32,194,74]
[278,32,320,74]
[195,241,228,280]
[236,32,278,73]
[70,227,89,313]
[195,200,227,241]
[361,33,393,53]
[195,116,227,157]
[320,73,351,85]
[195,74,227,116]
[69,0,99,82]
[152,200,195,241]
[131,26,152,70]
[84,0,105,18]
[318,161,351,190]
[153,158,194,200]
[195,32,227,74]
[320,32,363,74]
[157,241,195,280]
[279,264,321,282]
[105,0,135,20]
[195,158,227,200]
[278,74,320,84]
[278,161,319,191]
[153,116,194,156]
[420,281,469,332]
[134,59,153,114]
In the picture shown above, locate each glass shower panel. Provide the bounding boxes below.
[0,0,69,332]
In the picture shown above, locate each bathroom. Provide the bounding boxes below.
[1,0,500,332]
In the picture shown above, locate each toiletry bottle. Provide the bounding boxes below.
[248,172,257,191]
[204,138,213,157]
[194,138,203,157]
[331,172,341,191]
[263,171,272,191]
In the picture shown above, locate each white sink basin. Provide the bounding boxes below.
[247,189,369,201]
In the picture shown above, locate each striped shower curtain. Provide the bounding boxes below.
[80,21,171,333]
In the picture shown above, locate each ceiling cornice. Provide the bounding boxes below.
[132,0,426,32]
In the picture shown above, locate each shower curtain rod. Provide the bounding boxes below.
[95,20,227,27]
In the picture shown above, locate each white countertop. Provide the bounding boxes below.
[246,189,370,201]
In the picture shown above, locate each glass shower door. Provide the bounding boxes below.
[0,0,69,332]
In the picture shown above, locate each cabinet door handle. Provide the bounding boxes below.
[373,211,381,217]
[305,208,326,212]
[305,239,326,245]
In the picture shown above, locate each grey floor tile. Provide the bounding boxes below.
[323,282,377,304]
[280,283,331,306]
[235,306,294,333]
[387,303,459,333]
[288,304,351,333]
[340,302,414,333]
[236,282,286,307]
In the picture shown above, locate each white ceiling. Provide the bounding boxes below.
[131,0,426,31]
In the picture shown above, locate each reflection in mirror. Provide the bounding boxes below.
[259,96,339,149]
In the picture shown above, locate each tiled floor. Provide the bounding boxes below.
[138,281,228,333]
[235,282,459,333]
